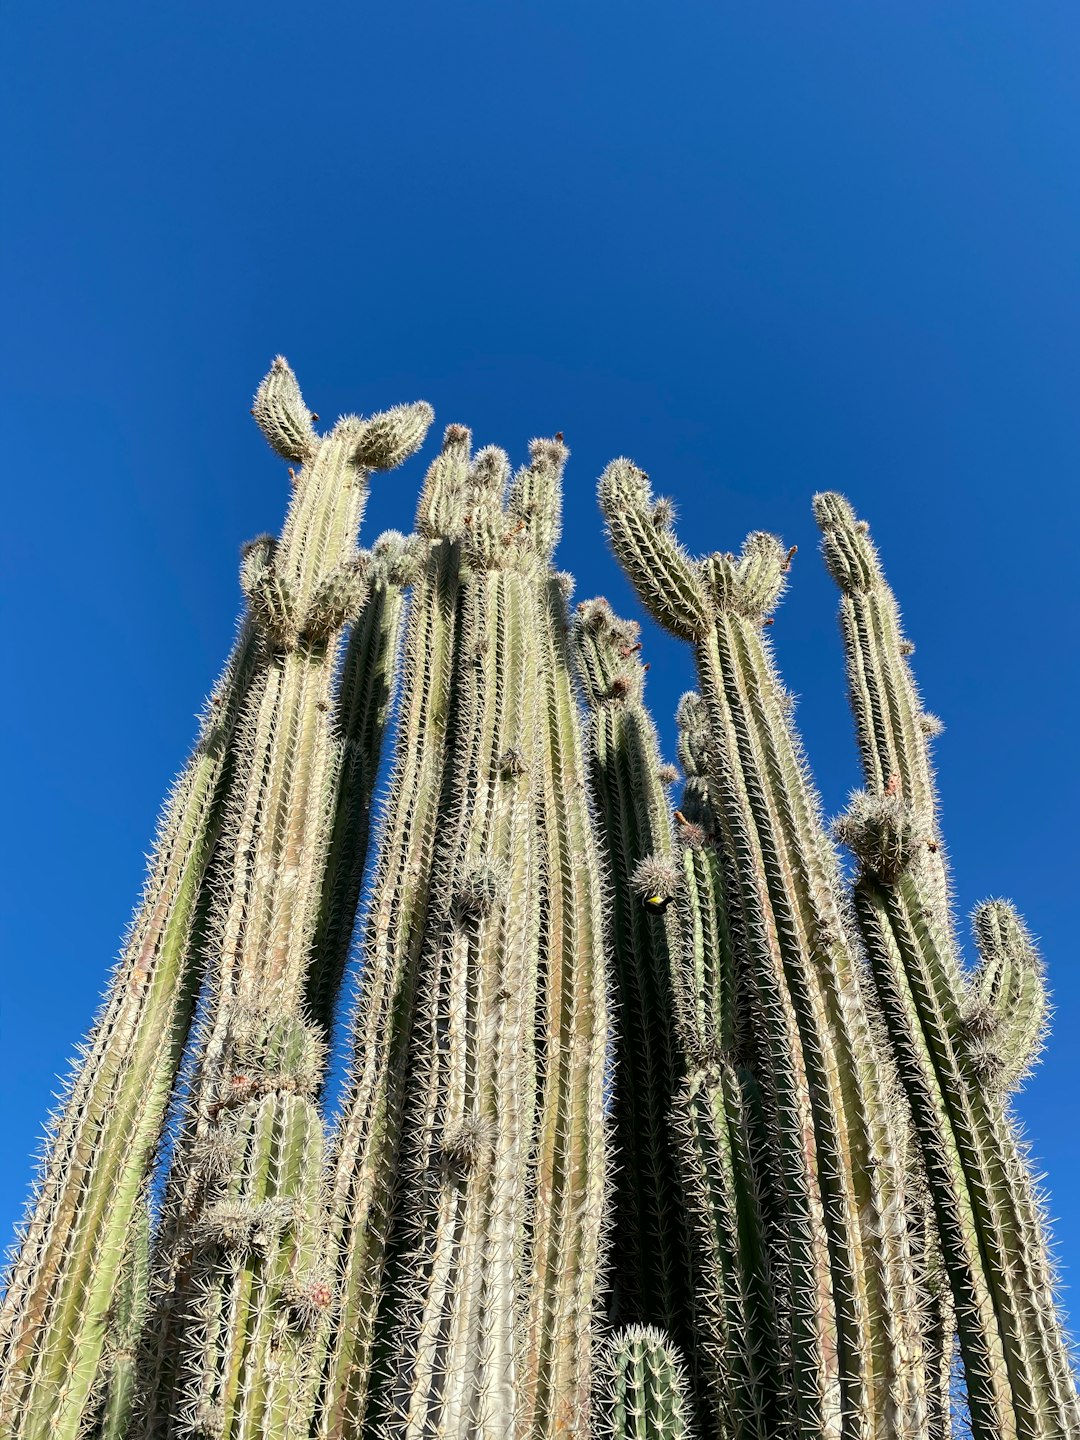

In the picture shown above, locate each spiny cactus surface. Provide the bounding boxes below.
[1,363,1077,1440]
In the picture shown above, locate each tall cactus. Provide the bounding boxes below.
[134,359,432,1438]
[5,364,1080,1440]
[0,608,261,1440]
[318,434,610,1438]
[571,599,697,1355]
[599,462,927,1440]
[665,692,784,1440]
[817,492,1079,1440]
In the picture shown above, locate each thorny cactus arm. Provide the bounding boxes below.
[522,453,610,1440]
[310,426,473,1439]
[303,530,421,1037]
[95,1189,152,1440]
[600,1327,695,1440]
[963,902,1048,1097]
[817,492,1078,1440]
[571,603,694,1327]
[135,360,432,1439]
[662,694,783,1440]
[0,621,262,1440]
[601,460,927,1440]
[571,602,703,1405]
[351,438,609,1439]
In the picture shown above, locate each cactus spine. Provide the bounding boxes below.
[817,492,1079,1440]
[3,365,1078,1440]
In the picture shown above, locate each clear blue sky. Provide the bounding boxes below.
[3,1,1079,1331]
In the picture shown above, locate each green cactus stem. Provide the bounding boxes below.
[600,1326,695,1440]
[310,426,474,1439]
[135,360,432,1439]
[817,491,1078,1440]
[323,436,610,1439]
[601,460,927,1440]
[0,622,262,1440]
[662,694,784,1440]
[303,529,420,1038]
[571,600,696,1344]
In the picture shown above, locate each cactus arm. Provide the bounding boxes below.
[377,558,541,1436]
[520,566,611,1437]
[571,600,697,1347]
[134,366,432,1438]
[303,531,419,1036]
[94,1189,152,1440]
[0,622,261,1440]
[963,902,1048,1095]
[601,463,927,1440]
[170,1016,330,1438]
[669,1061,782,1440]
[819,492,1080,1439]
[597,461,710,641]
[599,1327,695,1440]
[310,430,470,1439]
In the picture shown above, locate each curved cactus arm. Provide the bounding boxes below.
[819,492,1080,1439]
[571,601,701,1385]
[134,367,433,1437]
[601,465,927,1440]
[251,355,319,464]
[311,427,473,1438]
[0,622,262,1440]
[598,462,710,641]
[963,902,1048,1096]
[303,530,421,1036]
[598,1326,695,1440]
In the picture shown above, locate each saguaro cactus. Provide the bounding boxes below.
[817,492,1079,1440]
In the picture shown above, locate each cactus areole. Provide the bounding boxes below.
[1,359,1076,1440]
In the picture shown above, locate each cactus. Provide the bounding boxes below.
[4,365,1078,1440]
[600,462,928,1439]
[571,601,697,1347]
[600,1327,695,1440]
[816,492,1079,1440]
[317,434,610,1438]
[0,617,262,1440]
[133,360,432,1437]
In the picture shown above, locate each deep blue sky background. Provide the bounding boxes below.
[3,0,1079,1332]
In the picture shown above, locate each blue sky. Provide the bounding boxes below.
[3,0,1079,1332]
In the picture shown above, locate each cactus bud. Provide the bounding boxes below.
[251,356,318,464]
[349,400,434,471]
[834,789,917,883]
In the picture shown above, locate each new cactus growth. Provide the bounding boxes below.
[3,365,1078,1440]
[816,492,1078,1440]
